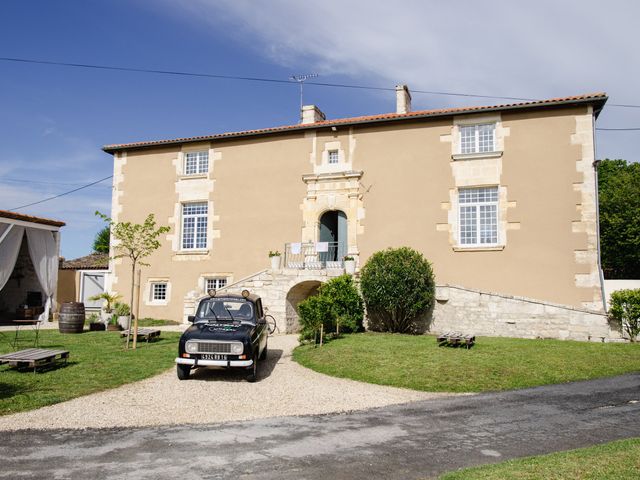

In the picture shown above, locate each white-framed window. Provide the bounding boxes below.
[205,277,227,292]
[459,187,499,246]
[151,282,167,301]
[460,124,495,154]
[328,149,339,164]
[182,202,208,250]
[184,151,209,175]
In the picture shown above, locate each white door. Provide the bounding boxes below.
[82,272,105,308]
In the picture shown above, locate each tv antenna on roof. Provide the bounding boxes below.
[290,73,318,121]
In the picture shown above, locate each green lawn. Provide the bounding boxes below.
[0,329,180,415]
[137,318,180,326]
[293,333,640,392]
[440,438,640,479]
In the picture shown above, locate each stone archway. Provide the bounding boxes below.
[285,280,322,333]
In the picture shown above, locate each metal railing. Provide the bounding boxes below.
[283,242,347,269]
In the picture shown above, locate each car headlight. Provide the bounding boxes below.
[185,342,198,353]
[231,343,243,354]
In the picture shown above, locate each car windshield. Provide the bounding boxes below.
[196,299,254,322]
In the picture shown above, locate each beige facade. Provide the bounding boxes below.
[103,93,607,332]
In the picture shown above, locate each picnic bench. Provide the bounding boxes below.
[0,348,69,372]
[120,328,161,342]
[437,331,475,349]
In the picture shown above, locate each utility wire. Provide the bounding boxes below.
[1,56,638,109]
[1,177,112,187]
[10,175,113,211]
[596,127,640,131]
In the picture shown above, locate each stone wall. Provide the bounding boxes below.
[182,268,344,333]
[431,285,622,342]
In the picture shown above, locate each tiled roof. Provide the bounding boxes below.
[103,92,607,153]
[60,252,109,270]
[0,209,66,227]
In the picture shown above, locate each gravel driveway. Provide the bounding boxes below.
[0,334,455,430]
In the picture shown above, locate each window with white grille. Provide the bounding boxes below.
[459,187,499,246]
[206,277,227,292]
[328,149,339,164]
[151,282,167,301]
[182,202,208,250]
[460,124,496,154]
[184,151,209,175]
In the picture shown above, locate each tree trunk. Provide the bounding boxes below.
[126,260,135,349]
[132,266,140,349]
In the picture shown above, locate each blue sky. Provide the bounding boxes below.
[1,0,638,259]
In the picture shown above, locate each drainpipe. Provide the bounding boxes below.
[592,114,607,312]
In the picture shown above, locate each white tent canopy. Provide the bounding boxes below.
[0,212,64,323]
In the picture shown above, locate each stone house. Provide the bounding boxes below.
[102,88,619,341]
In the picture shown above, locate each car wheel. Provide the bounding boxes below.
[246,354,258,383]
[259,341,268,360]
[177,364,191,380]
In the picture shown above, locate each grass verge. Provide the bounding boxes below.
[0,329,180,415]
[440,438,640,479]
[293,332,640,392]
[137,318,180,327]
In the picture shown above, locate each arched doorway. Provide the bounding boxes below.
[319,210,347,262]
[285,280,322,333]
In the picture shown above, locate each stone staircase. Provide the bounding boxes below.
[182,267,347,333]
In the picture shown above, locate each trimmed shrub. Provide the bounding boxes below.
[298,274,364,342]
[360,247,435,333]
[609,289,640,342]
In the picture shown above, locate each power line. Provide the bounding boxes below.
[10,175,113,211]
[596,127,640,131]
[1,56,638,109]
[1,177,112,187]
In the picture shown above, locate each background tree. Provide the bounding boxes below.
[360,247,435,334]
[92,226,110,253]
[96,211,170,349]
[598,159,640,279]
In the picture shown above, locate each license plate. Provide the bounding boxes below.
[202,354,227,361]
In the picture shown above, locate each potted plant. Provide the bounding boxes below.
[107,313,122,331]
[87,312,106,331]
[269,250,281,270]
[114,302,131,330]
[88,292,121,323]
[343,256,356,274]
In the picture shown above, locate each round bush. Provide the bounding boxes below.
[360,247,435,333]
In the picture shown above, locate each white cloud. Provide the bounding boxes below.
[158,0,640,160]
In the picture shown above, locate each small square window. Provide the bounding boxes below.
[151,283,167,301]
[460,124,495,154]
[328,150,339,164]
[206,277,227,292]
[184,151,209,175]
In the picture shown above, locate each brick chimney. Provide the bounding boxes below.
[301,105,326,124]
[395,84,412,114]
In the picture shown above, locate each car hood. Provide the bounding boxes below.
[181,321,255,342]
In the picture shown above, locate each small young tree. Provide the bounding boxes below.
[96,211,170,349]
[609,289,640,342]
[92,226,110,254]
[297,274,364,343]
[360,247,435,334]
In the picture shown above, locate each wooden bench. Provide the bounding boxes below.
[0,348,69,372]
[437,331,475,349]
[120,328,161,342]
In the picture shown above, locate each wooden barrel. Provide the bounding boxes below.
[58,302,86,333]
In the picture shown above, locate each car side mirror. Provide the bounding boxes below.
[187,315,195,323]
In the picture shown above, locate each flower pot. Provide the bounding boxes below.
[89,322,106,332]
[107,323,122,331]
[118,315,130,330]
[270,255,281,270]
[344,260,356,275]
